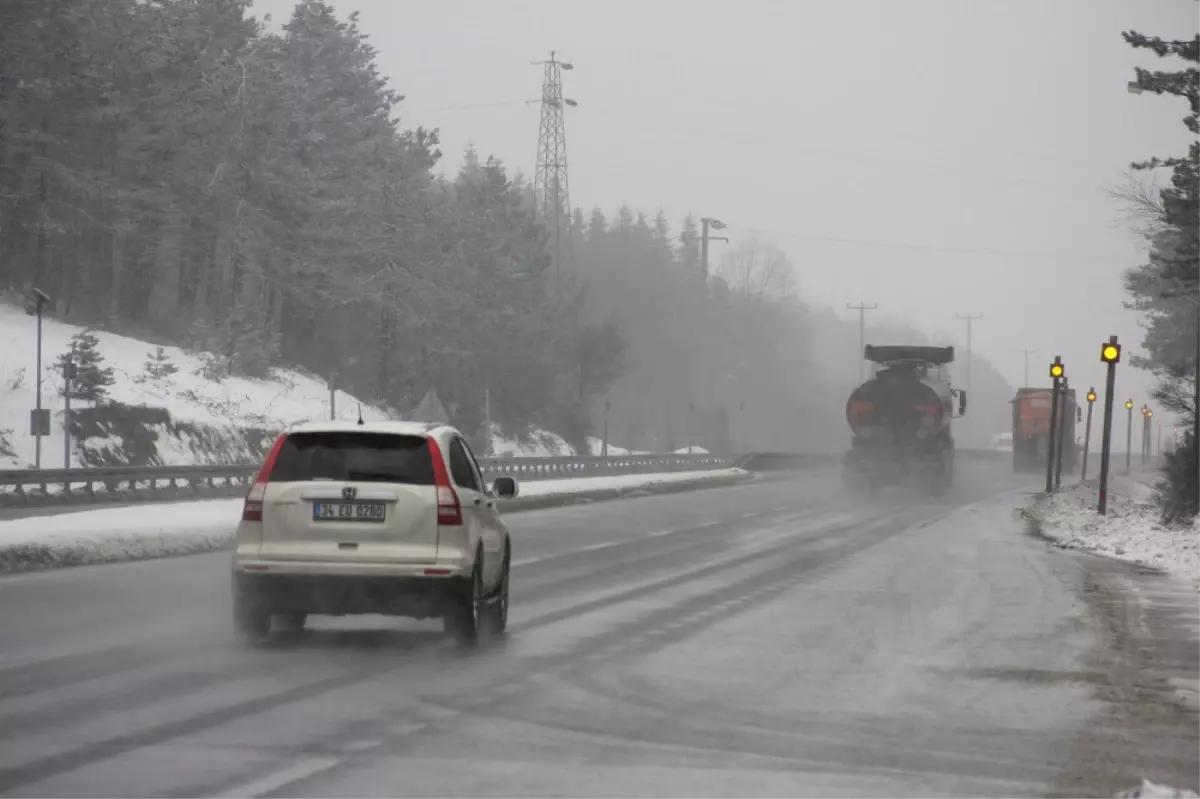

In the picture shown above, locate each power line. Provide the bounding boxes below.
[733,226,1129,264]
[405,99,537,114]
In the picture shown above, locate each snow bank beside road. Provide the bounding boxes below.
[1118,779,1200,798]
[0,469,747,574]
[1027,477,1199,590]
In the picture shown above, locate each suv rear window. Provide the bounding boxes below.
[268,432,435,485]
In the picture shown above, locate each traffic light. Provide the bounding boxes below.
[1087,390,1097,403]
[1100,342,1121,364]
[1050,362,1064,378]
[1125,400,1134,410]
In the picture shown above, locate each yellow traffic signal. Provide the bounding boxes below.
[1147,409,1153,418]
[1125,400,1134,410]
[1050,363,1064,378]
[1087,391,1096,403]
[1100,342,1121,363]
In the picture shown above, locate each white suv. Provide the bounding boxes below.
[231,421,518,643]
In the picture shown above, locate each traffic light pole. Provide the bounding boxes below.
[1098,337,1119,516]
[1126,403,1133,473]
[1054,378,1067,492]
[1080,389,1095,481]
[1045,357,1062,494]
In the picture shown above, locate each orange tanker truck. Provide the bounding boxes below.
[1011,386,1080,473]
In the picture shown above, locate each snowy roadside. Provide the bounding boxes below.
[0,468,749,575]
[1025,474,1199,591]
[1118,779,1200,798]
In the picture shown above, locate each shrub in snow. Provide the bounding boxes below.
[1157,429,1198,524]
[57,329,115,402]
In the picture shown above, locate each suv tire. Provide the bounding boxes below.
[443,555,483,644]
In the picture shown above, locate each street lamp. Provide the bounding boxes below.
[697,217,728,279]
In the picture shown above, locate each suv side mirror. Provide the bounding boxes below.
[958,390,968,416]
[492,476,519,499]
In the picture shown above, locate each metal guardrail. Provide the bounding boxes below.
[0,448,1022,510]
[0,453,742,509]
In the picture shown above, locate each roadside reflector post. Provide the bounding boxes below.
[1045,357,1064,494]
[1097,336,1121,515]
[1081,387,1096,480]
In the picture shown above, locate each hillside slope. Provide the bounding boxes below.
[0,302,395,469]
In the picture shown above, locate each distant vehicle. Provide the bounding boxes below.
[842,344,967,496]
[991,432,1014,452]
[1011,387,1080,473]
[231,420,517,644]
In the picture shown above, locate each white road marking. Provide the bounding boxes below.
[215,757,340,798]
[341,739,382,752]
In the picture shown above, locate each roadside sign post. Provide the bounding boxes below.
[1098,337,1121,515]
[62,356,76,469]
[1080,388,1096,480]
[1045,357,1064,493]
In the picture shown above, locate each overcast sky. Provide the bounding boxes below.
[253,0,1197,430]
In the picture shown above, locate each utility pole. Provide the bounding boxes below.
[533,51,576,284]
[847,302,879,383]
[956,313,983,391]
[697,217,728,279]
[1020,349,1036,387]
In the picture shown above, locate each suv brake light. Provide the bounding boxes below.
[243,433,288,522]
[426,438,462,526]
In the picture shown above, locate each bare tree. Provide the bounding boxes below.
[716,235,796,303]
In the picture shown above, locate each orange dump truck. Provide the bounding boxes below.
[1011,387,1079,473]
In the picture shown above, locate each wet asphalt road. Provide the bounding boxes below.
[0,463,1195,797]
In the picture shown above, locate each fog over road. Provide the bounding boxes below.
[0,464,1195,797]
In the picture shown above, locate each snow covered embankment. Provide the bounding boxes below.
[1117,778,1200,798]
[1025,475,1199,591]
[0,468,749,574]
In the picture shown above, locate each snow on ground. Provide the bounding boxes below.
[1118,779,1200,798]
[0,469,746,573]
[0,301,646,467]
[488,426,575,457]
[1028,474,1200,590]
[0,300,392,468]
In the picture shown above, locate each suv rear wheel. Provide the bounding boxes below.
[484,544,510,636]
[443,555,483,644]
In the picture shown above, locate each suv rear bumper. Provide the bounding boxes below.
[233,569,467,619]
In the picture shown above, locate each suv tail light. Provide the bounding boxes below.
[243,433,288,522]
[426,438,462,526]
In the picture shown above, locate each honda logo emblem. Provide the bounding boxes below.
[342,486,358,500]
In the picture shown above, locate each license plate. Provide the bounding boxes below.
[312,502,386,522]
